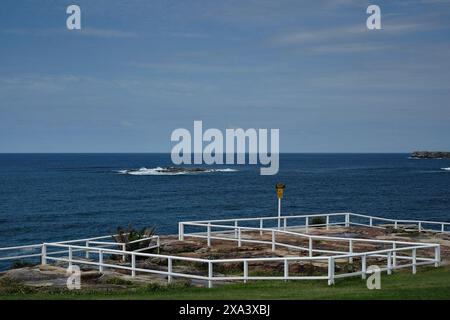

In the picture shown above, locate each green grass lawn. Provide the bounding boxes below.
[1,266,449,300]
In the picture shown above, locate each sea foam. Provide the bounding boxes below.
[116,167,238,176]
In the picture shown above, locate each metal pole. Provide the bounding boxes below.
[278,198,281,229]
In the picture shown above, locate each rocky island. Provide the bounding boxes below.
[411,151,450,159]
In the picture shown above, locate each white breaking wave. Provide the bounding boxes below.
[441,167,450,171]
[211,168,238,172]
[116,167,238,176]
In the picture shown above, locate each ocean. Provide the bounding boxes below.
[1,153,449,250]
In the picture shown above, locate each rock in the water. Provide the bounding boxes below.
[411,151,450,159]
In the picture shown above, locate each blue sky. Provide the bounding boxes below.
[1,0,449,152]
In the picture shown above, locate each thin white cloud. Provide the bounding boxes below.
[310,43,391,53]
[80,28,138,38]
[168,32,209,39]
[2,27,138,38]
[272,20,446,46]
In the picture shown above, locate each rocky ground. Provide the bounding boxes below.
[1,225,449,292]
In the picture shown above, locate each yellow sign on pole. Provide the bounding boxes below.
[275,183,285,199]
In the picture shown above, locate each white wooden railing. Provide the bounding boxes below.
[180,212,450,235]
[0,234,159,264]
[0,212,444,288]
[38,239,438,288]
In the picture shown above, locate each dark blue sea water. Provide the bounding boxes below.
[1,153,449,249]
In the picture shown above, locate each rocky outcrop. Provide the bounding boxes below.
[411,151,450,159]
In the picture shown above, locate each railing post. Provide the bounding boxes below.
[238,228,242,247]
[387,251,392,275]
[361,255,367,279]
[178,222,184,241]
[418,222,422,232]
[349,240,353,264]
[345,213,350,227]
[392,242,397,268]
[369,217,373,227]
[234,221,238,239]
[99,250,104,272]
[85,241,90,259]
[308,238,313,257]
[435,245,441,267]
[207,223,211,247]
[208,262,213,288]
[328,257,335,285]
[305,217,309,233]
[122,243,126,262]
[326,215,330,230]
[243,260,248,283]
[168,257,172,283]
[412,248,417,274]
[442,224,445,233]
[260,219,263,236]
[284,259,289,282]
[68,246,73,268]
[41,243,47,266]
[283,217,287,231]
[394,221,398,229]
[131,254,136,277]
[271,230,275,251]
